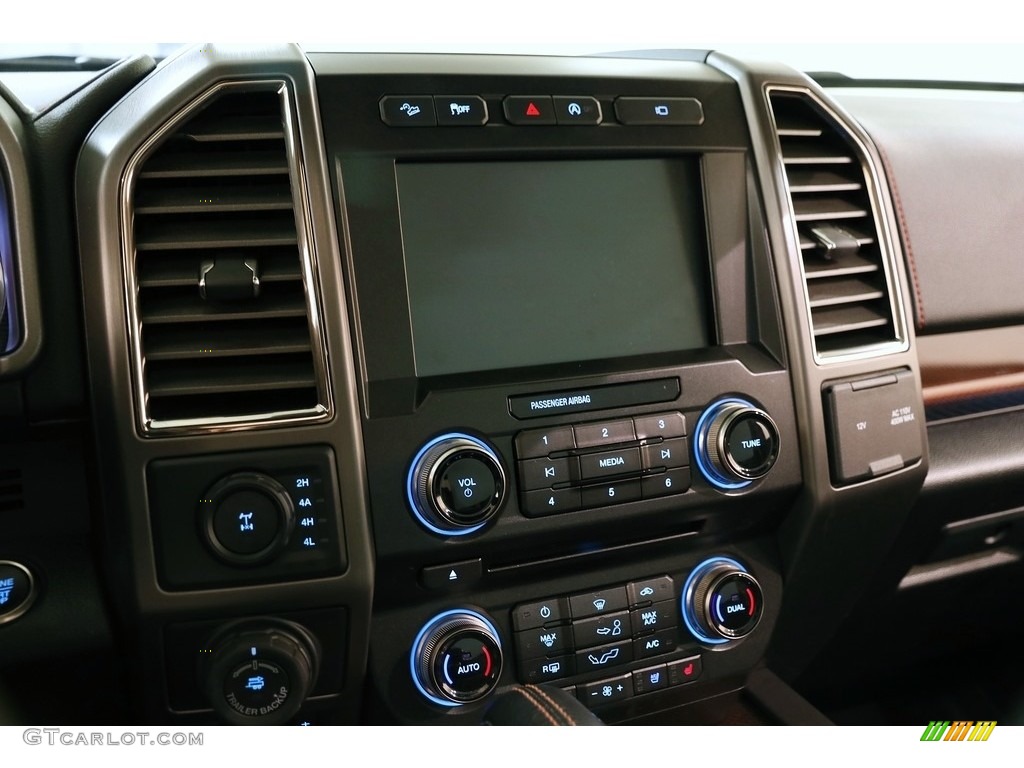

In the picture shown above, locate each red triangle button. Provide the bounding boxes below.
[525,102,541,117]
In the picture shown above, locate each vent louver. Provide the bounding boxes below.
[128,84,329,433]
[769,89,904,360]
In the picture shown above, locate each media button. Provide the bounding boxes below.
[553,96,602,125]
[579,447,641,480]
[504,96,556,125]
[434,95,488,126]
[379,96,436,126]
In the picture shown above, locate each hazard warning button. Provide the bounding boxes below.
[503,95,556,125]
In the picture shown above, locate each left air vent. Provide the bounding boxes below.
[127,83,330,433]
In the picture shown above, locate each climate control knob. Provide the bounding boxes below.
[682,556,764,645]
[695,398,779,490]
[407,433,506,536]
[411,609,503,706]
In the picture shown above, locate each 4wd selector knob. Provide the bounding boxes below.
[407,433,506,536]
[411,609,504,707]
[682,556,764,645]
[695,398,779,490]
[199,472,295,565]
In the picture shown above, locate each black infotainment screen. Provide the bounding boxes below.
[397,159,709,377]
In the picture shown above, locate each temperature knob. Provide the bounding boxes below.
[407,433,506,536]
[411,609,504,706]
[682,556,764,645]
[695,398,779,490]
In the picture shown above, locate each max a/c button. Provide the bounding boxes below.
[420,558,483,591]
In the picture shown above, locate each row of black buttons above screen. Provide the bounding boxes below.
[380,95,704,127]
[515,412,689,517]
[572,655,703,709]
[513,576,681,685]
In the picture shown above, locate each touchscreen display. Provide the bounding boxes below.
[397,159,709,377]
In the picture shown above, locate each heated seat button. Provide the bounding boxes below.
[504,96,556,125]
[632,664,668,694]
[667,655,703,685]
[434,95,488,126]
[379,96,436,126]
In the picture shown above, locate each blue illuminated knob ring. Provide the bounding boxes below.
[682,556,764,645]
[410,608,504,707]
[694,398,779,490]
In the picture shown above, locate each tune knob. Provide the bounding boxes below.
[682,556,764,645]
[695,398,779,490]
[407,433,507,536]
[201,619,320,725]
[411,609,504,707]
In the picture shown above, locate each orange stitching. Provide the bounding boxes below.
[876,141,926,330]
[516,686,559,726]
[527,684,576,725]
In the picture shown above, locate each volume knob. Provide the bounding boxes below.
[407,433,506,536]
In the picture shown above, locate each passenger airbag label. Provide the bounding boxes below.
[509,378,680,419]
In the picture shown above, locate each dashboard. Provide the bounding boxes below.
[0,43,1020,726]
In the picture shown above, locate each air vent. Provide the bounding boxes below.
[0,467,23,516]
[769,88,905,361]
[127,83,330,433]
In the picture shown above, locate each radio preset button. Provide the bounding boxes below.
[641,468,691,499]
[634,412,686,439]
[574,419,635,448]
[581,480,641,508]
[579,447,641,480]
[522,488,581,517]
[515,426,575,459]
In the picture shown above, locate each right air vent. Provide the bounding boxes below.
[768,88,905,361]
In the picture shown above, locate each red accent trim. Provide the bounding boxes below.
[746,588,756,616]
[482,645,493,677]
[876,142,926,330]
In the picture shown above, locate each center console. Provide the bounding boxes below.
[312,54,799,722]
